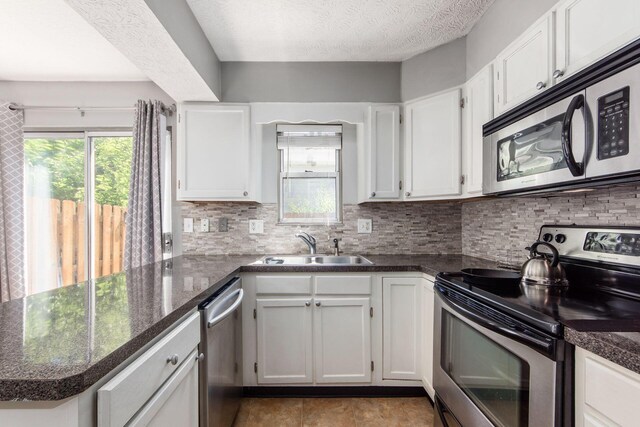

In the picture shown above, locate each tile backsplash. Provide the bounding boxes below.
[180,202,462,255]
[461,184,640,265]
[180,184,640,264]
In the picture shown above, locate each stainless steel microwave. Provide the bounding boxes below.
[483,60,640,195]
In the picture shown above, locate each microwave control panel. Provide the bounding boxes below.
[597,86,630,160]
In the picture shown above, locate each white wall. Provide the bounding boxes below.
[0,80,183,256]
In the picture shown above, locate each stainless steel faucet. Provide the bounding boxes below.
[295,232,317,254]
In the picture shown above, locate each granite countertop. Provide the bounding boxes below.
[565,328,640,375]
[0,253,496,401]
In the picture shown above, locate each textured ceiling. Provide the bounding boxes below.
[0,0,147,81]
[187,0,495,62]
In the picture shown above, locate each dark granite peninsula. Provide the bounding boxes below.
[0,253,497,401]
[7,252,639,402]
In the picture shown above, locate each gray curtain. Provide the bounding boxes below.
[0,102,25,302]
[124,100,163,269]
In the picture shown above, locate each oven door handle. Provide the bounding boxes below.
[561,94,585,177]
[436,287,556,358]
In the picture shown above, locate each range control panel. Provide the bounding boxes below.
[597,86,630,160]
[538,225,640,267]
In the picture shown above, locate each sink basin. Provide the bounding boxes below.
[253,255,373,266]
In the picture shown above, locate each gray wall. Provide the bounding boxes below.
[144,0,222,99]
[221,62,401,102]
[465,0,558,79]
[401,37,467,102]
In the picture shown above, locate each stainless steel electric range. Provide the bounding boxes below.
[434,225,640,427]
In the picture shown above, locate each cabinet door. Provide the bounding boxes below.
[314,297,372,383]
[421,278,435,399]
[382,277,422,380]
[368,105,401,200]
[556,0,640,81]
[494,13,554,114]
[462,65,493,196]
[256,298,313,384]
[177,104,252,201]
[404,89,461,199]
[127,350,199,427]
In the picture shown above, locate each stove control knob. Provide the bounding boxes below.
[555,234,567,244]
[542,233,554,242]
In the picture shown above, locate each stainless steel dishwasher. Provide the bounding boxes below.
[199,277,243,427]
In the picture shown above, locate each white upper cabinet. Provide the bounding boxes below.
[494,13,555,115]
[462,64,493,197]
[555,0,640,81]
[360,105,401,201]
[177,104,257,201]
[404,89,462,199]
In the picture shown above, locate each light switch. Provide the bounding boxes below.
[183,218,194,233]
[200,218,209,232]
[357,219,372,234]
[249,219,264,234]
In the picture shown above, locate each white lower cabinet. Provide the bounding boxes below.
[421,277,435,398]
[575,346,640,427]
[256,298,313,384]
[314,297,372,383]
[382,277,422,380]
[249,274,379,385]
[97,312,200,427]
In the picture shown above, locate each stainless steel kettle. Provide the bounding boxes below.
[521,241,569,287]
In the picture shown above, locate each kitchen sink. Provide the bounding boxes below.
[252,255,374,266]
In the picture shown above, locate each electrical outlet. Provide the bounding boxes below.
[200,218,209,232]
[357,218,372,234]
[249,219,264,234]
[219,217,229,232]
[183,217,194,233]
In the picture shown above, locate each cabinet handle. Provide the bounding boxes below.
[536,81,546,90]
[166,354,179,365]
[371,192,376,198]
[305,301,311,307]
[405,191,411,197]
[196,353,205,362]
[552,69,565,79]
[315,301,321,307]
[243,191,248,197]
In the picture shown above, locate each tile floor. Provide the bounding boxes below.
[233,397,435,427]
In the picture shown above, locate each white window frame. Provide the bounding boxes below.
[277,146,343,225]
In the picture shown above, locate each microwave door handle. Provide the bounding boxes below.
[436,287,555,357]
[561,94,585,176]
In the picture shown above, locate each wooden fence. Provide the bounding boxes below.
[26,198,127,289]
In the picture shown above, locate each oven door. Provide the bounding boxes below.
[434,286,561,427]
[483,91,587,195]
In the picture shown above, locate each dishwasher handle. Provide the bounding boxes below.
[207,288,244,328]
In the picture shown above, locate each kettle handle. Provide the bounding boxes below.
[529,242,560,267]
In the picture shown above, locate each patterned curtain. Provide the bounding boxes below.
[0,103,25,302]
[124,100,163,269]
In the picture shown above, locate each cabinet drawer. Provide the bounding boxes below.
[581,349,640,426]
[98,312,200,427]
[256,275,313,295]
[315,276,371,295]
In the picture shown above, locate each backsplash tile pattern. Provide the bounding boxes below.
[180,202,462,255]
[461,185,640,265]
